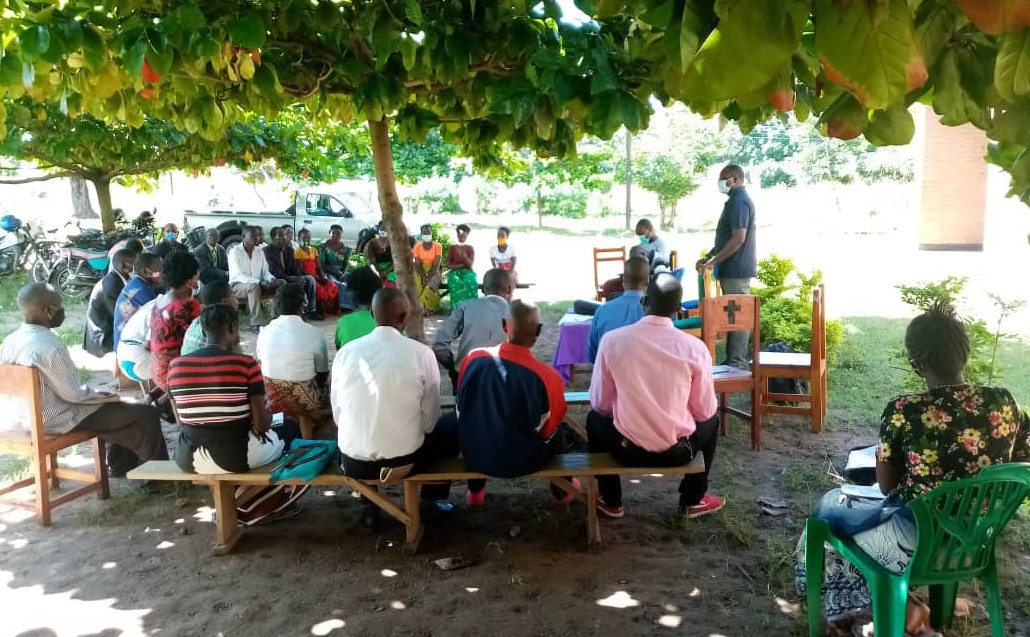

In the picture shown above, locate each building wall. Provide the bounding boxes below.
[917,108,988,251]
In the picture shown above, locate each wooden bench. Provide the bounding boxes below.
[127,452,704,556]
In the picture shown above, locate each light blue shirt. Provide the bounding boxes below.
[588,290,645,363]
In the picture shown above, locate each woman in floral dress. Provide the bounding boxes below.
[796,301,1030,636]
[149,251,201,391]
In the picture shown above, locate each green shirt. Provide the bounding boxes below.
[335,310,377,349]
[180,317,242,356]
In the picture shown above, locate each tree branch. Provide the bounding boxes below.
[110,160,185,179]
[0,171,80,185]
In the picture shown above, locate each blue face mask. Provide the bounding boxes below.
[165,231,177,242]
[638,235,648,245]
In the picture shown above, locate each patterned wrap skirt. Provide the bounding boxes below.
[265,377,328,419]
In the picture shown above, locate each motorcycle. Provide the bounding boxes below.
[0,221,55,282]
[49,226,142,300]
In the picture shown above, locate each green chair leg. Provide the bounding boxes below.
[981,562,1006,637]
[928,582,958,629]
[804,520,828,637]
[870,571,909,637]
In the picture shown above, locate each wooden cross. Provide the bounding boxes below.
[723,299,741,324]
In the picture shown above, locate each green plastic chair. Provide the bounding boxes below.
[805,463,1030,637]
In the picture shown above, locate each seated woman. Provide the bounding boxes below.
[446,223,477,307]
[489,226,518,286]
[295,228,340,315]
[363,221,396,286]
[319,223,350,281]
[149,251,201,392]
[168,304,306,523]
[256,283,331,435]
[335,265,384,349]
[796,301,1030,636]
[413,223,443,313]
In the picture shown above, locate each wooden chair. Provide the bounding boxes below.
[0,365,109,525]
[758,284,827,433]
[700,295,763,450]
[669,249,678,270]
[593,246,626,301]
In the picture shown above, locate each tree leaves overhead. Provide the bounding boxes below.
[954,0,1030,36]
[994,29,1030,102]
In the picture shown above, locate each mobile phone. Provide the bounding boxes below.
[271,412,284,426]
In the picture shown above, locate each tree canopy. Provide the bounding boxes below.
[2,0,1030,334]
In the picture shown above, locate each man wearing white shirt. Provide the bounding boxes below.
[331,288,459,522]
[229,226,283,333]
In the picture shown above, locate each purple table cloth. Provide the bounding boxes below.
[552,312,593,382]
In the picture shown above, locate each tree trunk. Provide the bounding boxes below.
[93,178,116,233]
[536,189,544,228]
[70,177,96,219]
[368,117,425,341]
[624,132,632,230]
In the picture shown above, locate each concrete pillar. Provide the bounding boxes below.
[917,107,988,251]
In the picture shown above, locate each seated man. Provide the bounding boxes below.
[432,268,512,391]
[634,218,671,272]
[84,248,137,358]
[113,252,163,347]
[152,223,190,259]
[588,256,649,363]
[331,288,458,523]
[265,226,322,321]
[0,283,168,477]
[116,298,157,383]
[256,283,330,427]
[587,273,722,519]
[449,299,575,506]
[181,280,240,356]
[193,228,230,285]
[334,265,383,349]
[599,245,650,301]
[229,226,283,333]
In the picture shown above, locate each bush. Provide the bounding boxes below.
[539,188,588,219]
[752,255,844,361]
[759,167,797,188]
[409,186,463,215]
[428,222,452,257]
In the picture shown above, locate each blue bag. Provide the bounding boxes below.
[269,439,338,483]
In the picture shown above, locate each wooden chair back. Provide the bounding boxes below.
[812,284,826,367]
[592,246,626,297]
[700,294,761,363]
[669,250,678,270]
[0,365,43,445]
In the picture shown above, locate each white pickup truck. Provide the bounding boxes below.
[182,186,381,250]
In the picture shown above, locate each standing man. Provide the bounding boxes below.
[1,283,168,477]
[193,228,229,285]
[634,218,671,272]
[695,164,757,369]
[588,256,649,363]
[264,227,323,321]
[331,288,458,526]
[587,273,722,519]
[432,268,512,391]
[229,226,283,333]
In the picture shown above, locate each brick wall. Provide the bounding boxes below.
[918,108,987,251]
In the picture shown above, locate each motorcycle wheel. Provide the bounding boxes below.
[30,257,49,283]
[50,263,89,301]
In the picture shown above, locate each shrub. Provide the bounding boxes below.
[759,167,797,188]
[539,187,588,219]
[409,186,462,215]
[428,222,452,257]
[752,255,844,361]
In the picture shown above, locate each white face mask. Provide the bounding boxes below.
[421,234,432,242]
[718,178,733,195]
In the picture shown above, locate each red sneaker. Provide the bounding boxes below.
[681,495,725,519]
[596,495,625,518]
[552,478,581,505]
[466,488,486,507]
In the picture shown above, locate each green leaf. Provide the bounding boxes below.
[590,46,616,94]
[81,26,107,70]
[814,0,927,109]
[680,0,808,102]
[405,0,424,25]
[229,14,266,49]
[995,29,1030,102]
[19,25,51,57]
[932,47,988,127]
[639,1,674,27]
[864,105,915,145]
[400,36,417,71]
[0,52,22,86]
[123,40,148,81]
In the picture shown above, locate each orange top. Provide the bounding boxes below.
[413,241,442,264]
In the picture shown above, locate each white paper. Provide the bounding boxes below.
[840,483,887,500]
[846,444,878,471]
[559,312,594,325]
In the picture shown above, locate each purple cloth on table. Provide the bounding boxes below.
[552,318,592,382]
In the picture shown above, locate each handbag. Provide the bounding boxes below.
[269,439,338,483]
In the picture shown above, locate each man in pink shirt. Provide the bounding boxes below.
[587,272,722,519]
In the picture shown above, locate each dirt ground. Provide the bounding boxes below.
[0,310,887,637]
